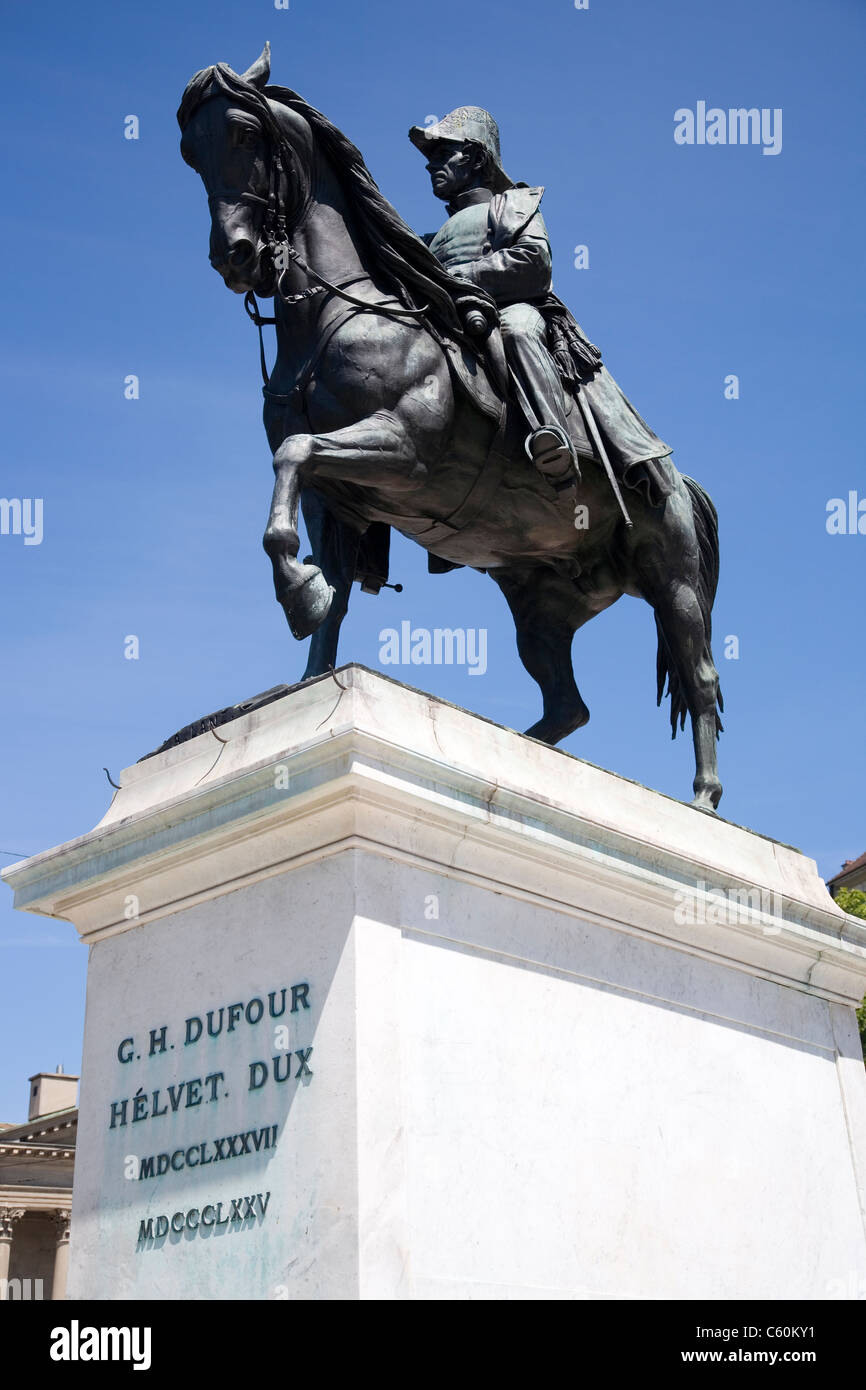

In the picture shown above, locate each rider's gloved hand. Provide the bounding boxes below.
[455,291,499,338]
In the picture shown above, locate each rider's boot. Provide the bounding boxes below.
[526,425,580,498]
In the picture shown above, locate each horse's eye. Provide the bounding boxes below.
[232,125,258,149]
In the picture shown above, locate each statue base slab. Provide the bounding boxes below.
[6,666,866,1300]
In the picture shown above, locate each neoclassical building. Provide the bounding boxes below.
[0,1069,77,1300]
[829,852,866,898]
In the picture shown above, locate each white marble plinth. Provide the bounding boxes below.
[5,666,866,1300]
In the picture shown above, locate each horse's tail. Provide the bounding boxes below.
[655,475,724,739]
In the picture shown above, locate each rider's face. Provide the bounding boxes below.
[425,141,480,201]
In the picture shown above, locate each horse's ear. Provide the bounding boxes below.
[241,41,271,89]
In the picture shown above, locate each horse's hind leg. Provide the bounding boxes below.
[653,581,722,811]
[492,563,599,745]
[631,526,723,812]
[615,468,723,810]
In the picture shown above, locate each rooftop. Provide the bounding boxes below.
[829,851,866,890]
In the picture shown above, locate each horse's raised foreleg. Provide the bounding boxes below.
[493,564,605,745]
[263,440,335,639]
[265,412,424,640]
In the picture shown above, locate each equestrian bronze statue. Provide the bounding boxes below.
[178,44,724,811]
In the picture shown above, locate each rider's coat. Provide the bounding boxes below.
[429,186,676,503]
[429,189,552,306]
[430,188,574,448]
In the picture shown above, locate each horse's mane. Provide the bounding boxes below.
[178,65,485,338]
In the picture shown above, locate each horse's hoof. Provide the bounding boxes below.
[524,698,590,746]
[277,565,335,640]
[690,785,722,814]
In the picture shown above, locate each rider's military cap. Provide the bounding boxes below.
[409,107,515,193]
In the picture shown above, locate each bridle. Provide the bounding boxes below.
[221,118,430,386]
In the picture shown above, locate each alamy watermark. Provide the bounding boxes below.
[675,879,783,933]
[674,103,782,156]
[0,498,43,545]
[50,1323,151,1370]
[825,1271,866,1300]
[1,1277,44,1300]
[379,621,487,676]
[826,491,866,535]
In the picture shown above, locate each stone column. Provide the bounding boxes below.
[50,1209,71,1301]
[0,1208,25,1296]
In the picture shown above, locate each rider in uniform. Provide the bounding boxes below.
[410,107,674,508]
[411,108,577,492]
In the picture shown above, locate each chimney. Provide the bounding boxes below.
[28,1070,79,1120]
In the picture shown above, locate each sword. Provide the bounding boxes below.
[574,387,633,529]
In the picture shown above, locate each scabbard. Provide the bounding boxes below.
[574,387,633,528]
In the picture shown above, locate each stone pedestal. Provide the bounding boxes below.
[5,666,866,1300]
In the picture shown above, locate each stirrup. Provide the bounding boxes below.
[526,426,578,492]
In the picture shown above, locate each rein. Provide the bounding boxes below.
[244,276,373,391]
[240,124,429,388]
[274,244,429,321]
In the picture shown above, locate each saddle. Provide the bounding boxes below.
[439,329,597,461]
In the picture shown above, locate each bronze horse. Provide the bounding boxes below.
[178,47,724,811]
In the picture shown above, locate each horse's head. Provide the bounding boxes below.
[178,44,310,297]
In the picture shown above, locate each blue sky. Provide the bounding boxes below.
[1,0,863,1119]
